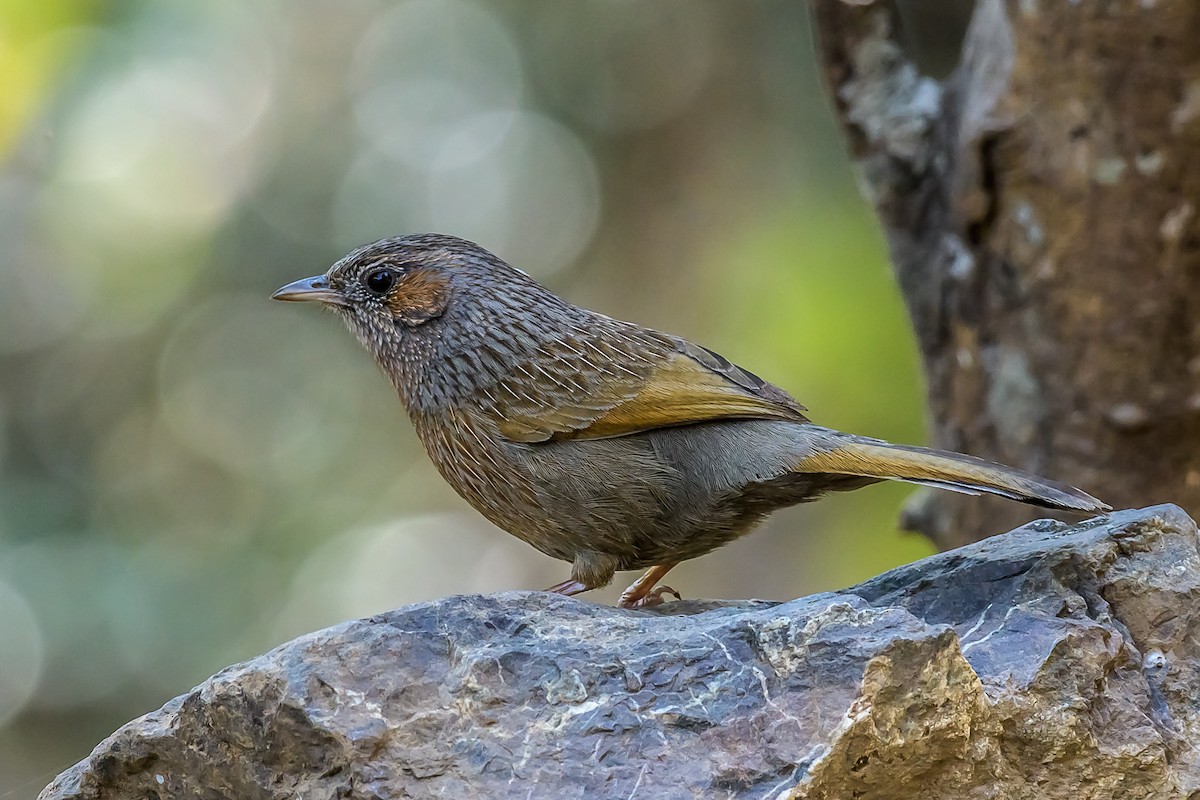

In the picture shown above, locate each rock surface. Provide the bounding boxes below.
[42,505,1200,799]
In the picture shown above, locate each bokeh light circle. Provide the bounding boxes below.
[351,0,523,168]
[529,0,716,133]
[157,294,367,482]
[335,111,600,277]
[272,512,535,639]
[427,111,601,275]
[0,579,44,726]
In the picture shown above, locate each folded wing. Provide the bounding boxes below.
[488,329,808,443]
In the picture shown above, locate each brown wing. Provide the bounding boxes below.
[489,327,808,443]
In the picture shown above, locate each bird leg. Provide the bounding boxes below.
[545,579,589,596]
[618,564,681,608]
[546,553,621,599]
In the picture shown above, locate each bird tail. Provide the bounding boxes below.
[795,437,1109,514]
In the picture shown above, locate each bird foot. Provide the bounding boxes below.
[545,579,589,596]
[618,585,682,609]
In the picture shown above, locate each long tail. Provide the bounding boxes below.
[796,436,1109,513]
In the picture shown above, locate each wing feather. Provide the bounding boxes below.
[490,330,807,443]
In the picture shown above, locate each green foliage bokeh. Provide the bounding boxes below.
[0,0,936,789]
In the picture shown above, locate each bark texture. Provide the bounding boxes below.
[40,505,1200,800]
[812,0,1200,548]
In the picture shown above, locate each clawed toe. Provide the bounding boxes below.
[545,579,588,596]
[618,563,680,608]
[619,584,682,609]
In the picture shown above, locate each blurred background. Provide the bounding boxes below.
[0,0,973,792]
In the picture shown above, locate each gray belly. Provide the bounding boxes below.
[518,420,826,569]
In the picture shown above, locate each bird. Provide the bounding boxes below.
[272,234,1109,608]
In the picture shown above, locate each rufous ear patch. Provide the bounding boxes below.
[387,267,452,326]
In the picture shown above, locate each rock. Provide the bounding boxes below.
[41,505,1200,800]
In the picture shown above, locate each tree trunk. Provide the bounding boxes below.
[811,0,1200,549]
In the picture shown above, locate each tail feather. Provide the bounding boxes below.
[796,438,1110,514]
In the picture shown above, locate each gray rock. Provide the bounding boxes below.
[41,505,1200,799]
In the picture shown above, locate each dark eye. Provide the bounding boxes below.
[364,268,396,295]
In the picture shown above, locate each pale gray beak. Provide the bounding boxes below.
[271,275,348,307]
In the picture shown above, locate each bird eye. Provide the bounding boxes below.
[364,268,396,295]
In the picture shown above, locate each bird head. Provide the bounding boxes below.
[272,233,569,408]
[272,233,481,327]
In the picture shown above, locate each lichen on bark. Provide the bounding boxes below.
[812,0,1200,548]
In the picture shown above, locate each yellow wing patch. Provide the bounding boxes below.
[495,349,806,442]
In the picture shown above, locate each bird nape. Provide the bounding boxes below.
[273,233,1109,607]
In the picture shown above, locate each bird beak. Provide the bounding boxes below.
[271,275,348,307]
